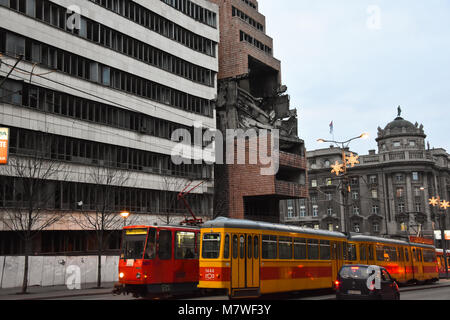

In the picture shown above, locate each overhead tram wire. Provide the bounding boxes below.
[0,59,217,130]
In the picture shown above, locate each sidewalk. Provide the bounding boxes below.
[0,282,116,300]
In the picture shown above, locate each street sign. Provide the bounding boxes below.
[0,128,9,165]
[434,231,450,240]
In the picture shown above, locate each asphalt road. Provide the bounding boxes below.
[48,285,450,300]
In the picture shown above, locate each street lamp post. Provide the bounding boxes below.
[429,196,449,279]
[317,133,369,234]
[120,211,130,228]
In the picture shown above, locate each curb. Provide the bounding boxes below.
[25,290,115,300]
[0,289,114,301]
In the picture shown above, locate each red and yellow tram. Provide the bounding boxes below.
[114,224,200,298]
[198,218,439,298]
[436,249,450,277]
[348,235,439,284]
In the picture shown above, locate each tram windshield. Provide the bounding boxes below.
[202,233,221,259]
[121,228,148,260]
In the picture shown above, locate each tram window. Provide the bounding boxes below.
[158,230,172,260]
[223,234,230,259]
[144,228,156,259]
[368,245,374,260]
[121,229,147,260]
[308,239,319,260]
[294,238,307,260]
[320,240,331,260]
[239,236,245,259]
[342,243,348,260]
[175,231,196,259]
[247,235,252,259]
[254,236,259,259]
[359,244,366,261]
[232,235,238,259]
[423,250,436,263]
[262,235,277,259]
[348,244,357,261]
[202,233,221,259]
[405,248,409,262]
[398,246,404,261]
[376,245,384,261]
[279,237,292,259]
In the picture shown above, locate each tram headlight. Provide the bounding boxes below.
[119,272,125,279]
[136,272,141,279]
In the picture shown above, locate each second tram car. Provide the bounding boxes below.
[115,224,200,298]
[199,217,439,298]
[436,249,450,277]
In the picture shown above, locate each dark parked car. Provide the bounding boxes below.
[335,265,400,300]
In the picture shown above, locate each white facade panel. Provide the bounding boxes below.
[0,8,217,100]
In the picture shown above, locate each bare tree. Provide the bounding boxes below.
[70,163,134,288]
[0,153,68,294]
[158,176,189,225]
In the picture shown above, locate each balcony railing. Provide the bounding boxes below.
[275,180,308,198]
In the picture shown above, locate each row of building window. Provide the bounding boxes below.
[0,230,122,255]
[0,176,212,216]
[239,30,272,55]
[0,78,198,142]
[239,0,257,10]
[0,29,214,117]
[160,0,217,28]
[232,6,264,32]
[0,0,216,87]
[0,78,206,144]
[89,0,216,57]
[6,126,213,180]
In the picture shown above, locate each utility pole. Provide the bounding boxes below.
[317,133,369,233]
[429,197,449,279]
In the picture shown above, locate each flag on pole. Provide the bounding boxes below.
[329,121,334,134]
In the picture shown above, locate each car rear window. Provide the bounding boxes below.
[339,266,370,279]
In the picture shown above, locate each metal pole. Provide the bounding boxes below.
[441,209,449,279]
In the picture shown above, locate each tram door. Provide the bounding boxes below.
[231,234,260,290]
[331,242,344,281]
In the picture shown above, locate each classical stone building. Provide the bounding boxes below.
[281,112,450,244]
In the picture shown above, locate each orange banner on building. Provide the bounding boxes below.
[0,128,9,165]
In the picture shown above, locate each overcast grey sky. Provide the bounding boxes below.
[258,0,450,155]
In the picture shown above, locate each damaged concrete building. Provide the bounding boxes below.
[210,0,308,222]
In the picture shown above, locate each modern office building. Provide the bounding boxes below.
[0,0,219,254]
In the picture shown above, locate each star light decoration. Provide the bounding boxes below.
[429,197,440,207]
[331,161,345,176]
[441,200,450,210]
[329,153,360,176]
[345,153,360,168]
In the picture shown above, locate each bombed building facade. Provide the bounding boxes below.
[210,0,308,223]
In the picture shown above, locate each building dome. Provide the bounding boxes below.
[384,117,417,131]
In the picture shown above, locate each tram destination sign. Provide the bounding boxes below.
[0,128,9,165]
